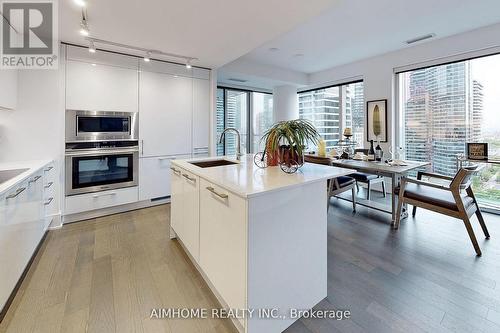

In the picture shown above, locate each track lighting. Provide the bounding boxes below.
[144,51,151,62]
[89,40,96,53]
[80,20,89,36]
[186,59,192,69]
[74,0,86,7]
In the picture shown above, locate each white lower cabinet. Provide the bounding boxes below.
[65,187,138,215]
[199,179,247,327]
[170,167,200,262]
[0,165,49,313]
[139,155,191,201]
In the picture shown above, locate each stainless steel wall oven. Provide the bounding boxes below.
[65,141,139,196]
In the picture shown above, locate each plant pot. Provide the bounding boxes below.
[279,145,304,167]
[266,141,279,166]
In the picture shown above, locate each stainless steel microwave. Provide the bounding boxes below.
[66,110,138,142]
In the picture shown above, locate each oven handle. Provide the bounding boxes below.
[65,149,139,156]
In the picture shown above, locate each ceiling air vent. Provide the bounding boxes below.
[228,78,248,83]
[406,33,436,45]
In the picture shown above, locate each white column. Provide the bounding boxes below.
[273,85,298,121]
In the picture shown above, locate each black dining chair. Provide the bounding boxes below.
[349,148,386,200]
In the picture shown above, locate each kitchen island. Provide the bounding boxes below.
[170,155,352,333]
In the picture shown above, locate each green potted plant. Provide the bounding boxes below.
[261,119,320,167]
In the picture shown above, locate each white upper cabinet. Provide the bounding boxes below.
[139,70,193,157]
[193,78,210,151]
[66,61,139,112]
[0,69,18,110]
[65,46,138,112]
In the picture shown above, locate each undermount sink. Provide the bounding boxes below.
[0,168,29,185]
[189,159,238,168]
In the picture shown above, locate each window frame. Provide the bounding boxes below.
[216,86,273,154]
[297,79,364,148]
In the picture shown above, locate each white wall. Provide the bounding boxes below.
[307,22,500,151]
[0,69,64,163]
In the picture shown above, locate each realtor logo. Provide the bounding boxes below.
[1,0,58,69]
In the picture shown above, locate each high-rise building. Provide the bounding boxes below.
[403,62,483,176]
[298,82,364,150]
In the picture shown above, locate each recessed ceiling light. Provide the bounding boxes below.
[269,47,279,52]
[144,51,151,62]
[91,63,96,66]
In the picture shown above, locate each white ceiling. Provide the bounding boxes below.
[59,0,338,68]
[239,0,500,73]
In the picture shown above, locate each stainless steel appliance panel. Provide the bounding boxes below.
[66,110,138,142]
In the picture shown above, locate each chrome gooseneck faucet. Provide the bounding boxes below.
[219,128,243,160]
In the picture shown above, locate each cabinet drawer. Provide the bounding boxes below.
[65,187,138,215]
[199,179,247,321]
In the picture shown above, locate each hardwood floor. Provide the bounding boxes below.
[1,193,500,333]
[0,205,235,333]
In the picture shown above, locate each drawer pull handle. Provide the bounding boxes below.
[206,186,228,199]
[44,197,54,206]
[6,187,26,199]
[170,167,181,175]
[182,174,196,182]
[44,166,53,172]
[29,175,42,183]
[44,182,54,189]
[92,193,117,199]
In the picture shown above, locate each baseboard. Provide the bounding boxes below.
[62,197,170,224]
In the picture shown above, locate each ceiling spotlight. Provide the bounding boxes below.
[144,51,151,62]
[89,40,96,53]
[74,0,86,7]
[186,60,192,69]
[80,20,89,36]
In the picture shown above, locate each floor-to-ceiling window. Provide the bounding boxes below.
[298,81,364,150]
[216,87,273,155]
[397,54,500,211]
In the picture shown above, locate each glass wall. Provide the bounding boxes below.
[216,87,273,155]
[298,81,364,150]
[398,54,500,210]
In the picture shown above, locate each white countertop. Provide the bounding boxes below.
[172,154,353,198]
[0,160,52,195]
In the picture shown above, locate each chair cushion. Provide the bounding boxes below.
[350,172,379,182]
[394,183,475,211]
[336,176,355,188]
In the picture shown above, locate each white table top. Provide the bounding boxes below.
[172,154,353,198]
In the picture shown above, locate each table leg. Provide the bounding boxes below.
[391,174,397,226]
[392,174,408,227]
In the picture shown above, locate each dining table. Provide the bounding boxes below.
[305,155,430,226]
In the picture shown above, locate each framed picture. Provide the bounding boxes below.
[467,143,488,160]
[366,99,388,142]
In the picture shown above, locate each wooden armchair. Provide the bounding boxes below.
[394,166,490,256]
